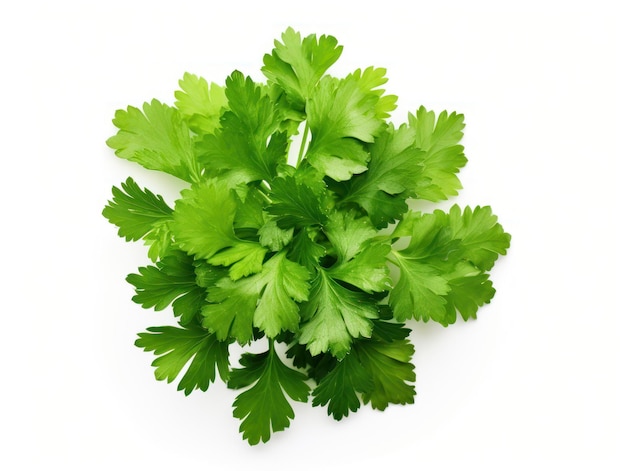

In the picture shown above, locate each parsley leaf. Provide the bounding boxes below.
[408,106,467,201]
[107,99,202,182]
[170,179,268,279]
[103,177,173,242]
[135,324,230,396]
[356,319,416,410]
[341,124,424,228]
[312,316,414,418]
[229,343,310,445]
[298,269,378,358]
[197,72,286,185]
[389,205,510,325]
[262,27,343,108]
[311,351,373,420]
[267,175,328,229]
[126,250,217,325]
[305,73,384,180]
[202,251,310,343]
[324,210,392,293]
[174,72,227,136]
[444,261,496,323]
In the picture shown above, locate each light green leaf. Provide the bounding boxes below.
[448,204,511,271]
[262,27,343,108]
[444,261,496,323]
[102,177,173,243]
[197,71,285,184]
[306,73,385,180]
[258,216,294,252]
[409,106,467,201]
[170,180,264,269]
[107,99,201,182]
[209,242,268,280]
[389,251,451,322]
[175,72,227,136]
[389,206,510,325]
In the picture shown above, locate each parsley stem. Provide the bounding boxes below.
[257,182,273,203]
[189,164,203,184]
[296,121,309,167]
[387,249,402,267]
[260,180,272,194]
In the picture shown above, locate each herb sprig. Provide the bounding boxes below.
[104,27,510,445]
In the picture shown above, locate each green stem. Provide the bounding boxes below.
[296,121,310,167]
[189,163,203,184]
[260,180,272,194]
[255,181,273,204]
[387,249,403,267]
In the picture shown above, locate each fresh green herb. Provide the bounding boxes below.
[104,27,510,445]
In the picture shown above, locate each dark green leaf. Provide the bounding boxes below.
[135,324,230,395]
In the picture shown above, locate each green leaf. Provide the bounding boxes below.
[201,277,258,345]
[312,317,414,418]
[258,216,294,252]
[312,351,373,420]
[328,244,392,294]
[349,67,397,119]
[170,179,237,258]
[343,124,424,228]
[252,253,310,337]
[447,204,511,271]
[389,206,510,325]
[229,345,310,445]
[287,228,326,270]
[198,72,285,184]
[409,106,467,201]
[135,324,230,395]
[194,259,229,289]
[356,320,416,410]
[306,71,387,180]
[223,71,278,139]
[444,261,496,323]
[323,210,392,293]
[202,251,310,342]
[389,251,451,323]
[262,27,343,108]
[174,72,227,136]
[299,270,378,358]
[323,210,378,262]
[170,179,265,268]
[103,177,173,242]
[208,242,268,280]
[233,187,267,230]
[267,176,328,229]
[126,250,211,325]
[107,99,201,182]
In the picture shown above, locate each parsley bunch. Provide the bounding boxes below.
[104,28,510,445]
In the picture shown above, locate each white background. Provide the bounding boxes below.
[1,0,623,469]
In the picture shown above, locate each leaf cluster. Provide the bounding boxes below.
[104,27,510,445]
